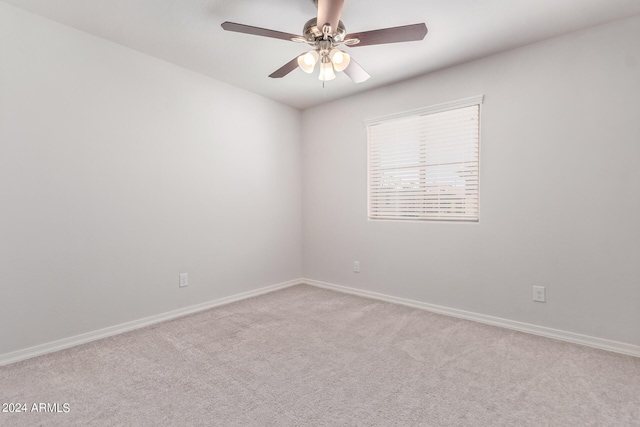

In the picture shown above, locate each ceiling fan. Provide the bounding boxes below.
[221,0,428,84]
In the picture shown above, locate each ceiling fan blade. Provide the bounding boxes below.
[346,23,428,47]
[317,0,344,34]
[343,58,370,84]
[221,21,301,42]
[269,56,301,79]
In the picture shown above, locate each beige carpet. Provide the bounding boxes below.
[1,284,639,426]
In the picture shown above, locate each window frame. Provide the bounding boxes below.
[365,95,484,223]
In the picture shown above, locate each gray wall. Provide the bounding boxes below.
[302,15,640,346]
[0,3,302,354]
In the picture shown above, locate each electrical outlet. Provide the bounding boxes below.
[533,286,545,302]
[353,261,360,273]
[179,273,188,288]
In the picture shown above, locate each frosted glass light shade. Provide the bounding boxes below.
[297,51,319,73]
[318,60,336,81]
[329,49,350,72]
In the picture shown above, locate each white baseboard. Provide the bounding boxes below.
[3,277,637,366]
[302,278,640,358]
[0,278,302,366]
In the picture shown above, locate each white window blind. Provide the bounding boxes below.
[366,96,482,222]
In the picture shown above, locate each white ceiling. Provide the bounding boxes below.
[3,0,640,109]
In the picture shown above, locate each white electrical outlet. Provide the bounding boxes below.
[533,286,545,302]
[353,261,360,273]
[179,273,188,288]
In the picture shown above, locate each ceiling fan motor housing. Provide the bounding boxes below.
[303,18,347,43]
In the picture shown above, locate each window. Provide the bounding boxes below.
[366,96,483,222]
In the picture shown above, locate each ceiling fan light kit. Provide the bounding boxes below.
[221,0,428,86]
[329,49,350,72]
[319,56,336,81]
[298,50,319,73]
